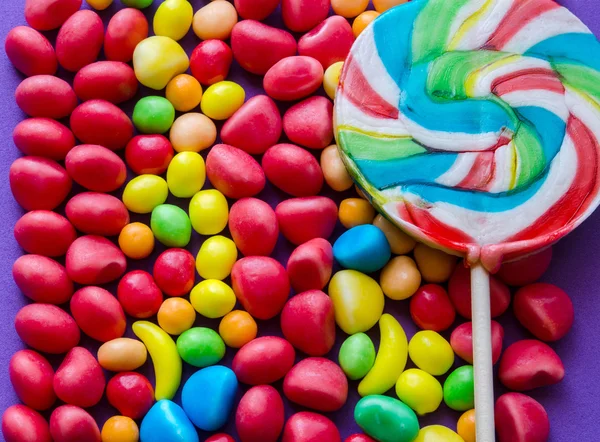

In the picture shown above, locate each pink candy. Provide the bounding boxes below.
[276,196,338,245]
[282,412,341,442]
[66,235,127,285]
[49,405,100,442]
[409,284,456,332]
[495,393,550,442]
[232,336,296,385]
[16,75,77,119]
[287,238,334,292]
[13,118,75,160]
[264,56,324,101]
[298,16,355,69]
[65,144,127,193]
[262,143,324,196]
[15,304,80,354]
[451,320,504,365]
[282,0,330,32]
[53,347,105,408]
[70,286,126,342]
[65,192,129,236]
[24,0,81,31]
[206,144,266,199]
[229,198,279,257]
[104,8,148,63]
[13,255,73,304]
[70,100,134,151]
[283,96,334,149]
[236,385,285,442]
[14,211,76,257]
[2,405,52,442]
[153,249,195,297]
[107,372,154,419]
[497,247,553,286]
[74,61,138,104]
[10,350,56,411]
[56,10,104,72]
[5,26,57,76]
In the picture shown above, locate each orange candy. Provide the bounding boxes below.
[166,74,203,112]
[331,0,369,18]
[101,416,139,442]
[339,197,376,229]
[457,409,476,442]
[352,11,380,37]
[373,0,408,12]
[118,222,154,259]
[157,297,196,335]
[219,310,257,348]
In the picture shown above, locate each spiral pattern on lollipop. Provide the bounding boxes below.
[334,0,600,268]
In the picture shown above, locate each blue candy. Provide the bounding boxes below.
[333,224,391,273]
[181,365,238,431]
[140,400,198,442]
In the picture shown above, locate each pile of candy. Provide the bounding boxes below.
[4,0,575,441]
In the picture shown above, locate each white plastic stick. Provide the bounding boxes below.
[471,263,496,442]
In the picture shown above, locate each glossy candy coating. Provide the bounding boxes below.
[2,405,52,442]
[65,144,127,193]
[101,416,139,442]
[166,74,202,112]
[118,270,163,318]
[192,1,238,41]
[74,61,138,104]
[119,222,155,260]
[177,327,226,367]
[282,412,341,442]
[133,36,189,90]
[395,369,443,415]
[443,366,475,411]
[107,372,154,419]
[380,256,421,301]
[457,409,476,442]
[264,56,324,102]
[49,405,100,442]
[189,190,229,236]
[236,385,284,442]
[66,236,126,285]
[219,310,257,349]
[202,81,246,120]
[105,8,149,62]
[15,304,80,354]
[354,395,420,442]
[413,244,457,283]
[14,211,76,257]
[408,330,455,376]
[207,144,266,199]
[338,333,376,380]
[98,338,148,372]
[16,76,76,118]
[190,280,236,319]
[409,284,456,331]
[13,118,75,160]
[154,0,193,41]
[24,0,81,30]
[190,40,233,86]
[13,255,73,304]
[333,224,391,273]
[151,204,192,248]
[70,286,126,342]
[352,11,379,37]
[282,0,329,32]
[332,0,368,18]
[196,236,237,280]
[323,61,344,99]
[229,199,278,257]
[320,144,354,191]
[284,96,334,149]
[65,192,129,237]
[495,393,550,442]
[123,175,169,214]
[414,426,464,442]
[140,400,198,442]
[133,96,175,134]
[170,113,217,152]
[5,26,57,76]
[298,16,355,69]
[232,336,295,385]
[56,10,104,72]
[166,151,206,198]
[70,100,134,151]
[287,238,334,293]
[53,347,105,408]
[451,320,504,365]
[153,248,195,297]
[126,135,174,175]
[157,298,196,335]
[9,350,55,410]
[276,196,338,245]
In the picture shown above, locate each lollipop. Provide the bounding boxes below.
[334,0,600,439]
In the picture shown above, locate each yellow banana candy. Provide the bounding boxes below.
[358,313,408,396]
[132,320,182,401]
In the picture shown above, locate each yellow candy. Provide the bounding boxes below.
[380,256,421,300]
[457,409,476,442]
[320,145,354,191]
[323,62,344,99]
[196,236,237,280]
[166,152,206,198]
[170,113,217,152]
[86,0,113,10]
[101,416,139,442]
[395,369,443,415]
[118,222,155,260]
[331,0,369,18]
[352,11,380,38]
[328,270,384,334]
[154,0,193,41]
[123,175,168,214]
[201,81,245,120]
[190,280,236,319]
[189,190,229,235]
[408,330,455,376]
[219,310,257,348]
[166,74,203,112]
[133,36,189,90]
[373,214,416,254]
[339,198,376,228]
[414,425,465,442]
[414,243,458,283]
[157,298,196,336]
[193,1,238,40]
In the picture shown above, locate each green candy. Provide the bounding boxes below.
[443,365,475,411]
[151,204,191,247]
[339,333,376,380]
[177,327,226,367]
[121,0,154,9]
[133,96,175,134]
[355,395,420,442]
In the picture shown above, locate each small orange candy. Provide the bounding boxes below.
[339,197,376,229]
[331,0,369,19]
[157,298,196,335]
[219,310,257,348]
[352,10,380,38]
[373,0,408,13]
[166,74,203,112]
[457,409,476,442]
[101,416,139,442]
[118,222,155,260]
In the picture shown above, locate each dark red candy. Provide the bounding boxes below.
[298,16,355,69]
[497,247,552,287]
[53,347,105,408]
[15,304,80,354]
[65,144,127,193]
[287,238,334,292]
[282,0,330,32]
[409,284,456,332]
[106,372,154,419]
[125,135,174,175]
[495,393,550,442]
[190,40,233,85]
[262,144,323,196]
[49,405,101,442]
[56,10,104,72]
[70,287,126,342]
[236,385,285,442]
[13,255,74,304]
[2,405,52,442]
[276,196,338,245]
[74,61,138,104]
[5,26,57,76]
[25,0,82,31]
[70,100,134,151]
[117,270,163,318]
[450,320,504,365]
[232,336,296,385]
[65,192,129,236]
[283,96,334,149]
[234,0,280,20]
[206,144,266,199]
[105,8,149,63]
[345,435,377,442]
[229,198,279,257]
[153,249,195,297]
[264,56,324,102]
[15,75,77,119]
[10,350,56,411]
[66,235,127,285]
[14,211,76,257]
[206,434,235,442]
[13,118,75,160]
[282,412,341,442]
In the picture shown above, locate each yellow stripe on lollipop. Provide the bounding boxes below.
[448,0,493,50]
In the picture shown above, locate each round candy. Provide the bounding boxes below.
[380,256,421,301]
[218,310,257,348]
[170,113,217,152]
[201,81,245,120]
[86,0,113,10]
[98,338,148,372]
[395,369,443,415]
[229,199,278,256]
[443,366,475,411]
[413,244,457,283]
[177,327,226,367]
[153,248,196,297]
[373,214,417,254]
[140,400,198,442]
[151,204,192,248]
[123,175,169,214]
[107,372,154,419]
[133,96,175,134]
[339,198,376,229]
[233,336,296,385]
[191,279,237,319]
[373,0,407,12]
[323,61,344,99]
[105,8,149,62]
[125,135,174,175]
[409,284,456,331]
[320,144,354,191]
[193,1,238,41]
[119,222,155,260]
[158,298,196,335]
[133,36,189,90]
[451,320,505,365]
[331,0,368,18]
[338,333,376,380]
[190,39,233,86]
[167,151,206,198]
[153,0,193,41]
[333,224,391,273]
[101,416,139,442]
[196,236,237,280]
[408,330,454,376]
[166,74,202,112]
[414,426,464,442]
[118,271,163,319]
[457,409,476,442]
[189,190,229,235]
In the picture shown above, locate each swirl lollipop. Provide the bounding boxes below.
[334,0,600,439]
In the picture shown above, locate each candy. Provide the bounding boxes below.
[70,100,134,150]
[13,255,73,304]
[352,11,379,37]
[154,0,193,41]
[49,406,100,442]
[167,152,206,198]
[207,144,266,199]
[166,74,202,112]
[264,56,324,101]
[133,36,189,90]
[151,204,192,247]
[372,216,415,254]
[262,144,324,197]
[190,280,236,319]
[513,283,574,342]
[414,426,464,442]
[287,238,334,292]
[123,175,169,214]
[86,0,113,9]
[118,270,163,318]
[182,365,238,431]
[73,61,138,104]
[14,211,75,257]
[153,248,196,297]
[53,347,105,407]
[118,222,155,260]
[284,96,334,149]
[25,0,81,31]
[15,76,76,119]
[236,385,284,442]
[413,244,457,283]
[188,192,228,237]
[190,40,233,86]
[328,270,384,335]
[379,256,421,301]
[15,304,79,354]
[170,112,217,152]
[443,366,475,411]
[132,321,182,400]
[231,20,297,75]
[126,135,174,175]
[66,236,126,285]
[177,327,226,368]
[338,198,376,228]
[339,333,376,380]
[201,81,246,120]
[354,395,420,442]
[298,16,354,69]
[5,26,57,76]
[395,369,443,415]
[495,393,550,442]
[451,321,504,365]
[345,436,376,442]
[373,0,407,12]
[158,298,196,335]
[9,350,55,410]
[219,310,257,349]
[323,61,344,99]
[229,199,278,257]
[133,96,175,134]
[457,409,476,442]
[10,157,71,211]
[13,118,75,160]
[282,412,341,442]
[65,193,129,236]
[140,400,198,442]
[497,247,553,286]
[282,0,329,32]
[409,284,456,331]
[196,236,237,280]
[331,0,368,18]
[65,145,127,193]
[56,11,104,72]
[276,196,338,245]
[232,336,295,385]
[107,372,154,419]
[122,0,153,7]
[192,1,238,40]
[320,144,354,191]
[70,287,126,342]
[101,416,139,442]
[2,405,51,442]
[408,330,455,376]
[334,224,391,273]
[98,338,148,372]
[105,8,149,62]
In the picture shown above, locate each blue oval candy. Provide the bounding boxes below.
[333,224,391,273]
[140,400,198,442]
[181,365,238,431]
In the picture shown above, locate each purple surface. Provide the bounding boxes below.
[2,0,600,441]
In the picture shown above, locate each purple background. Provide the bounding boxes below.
[1,1,600,441]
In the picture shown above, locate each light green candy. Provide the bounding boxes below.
[151,204,191,247]
[121,0,153,9]
[338,333,376,380]
[133,96,175,134]
[176,327,225,367]
[443,365,475,411]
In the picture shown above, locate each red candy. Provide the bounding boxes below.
[65,145,127,193]
[125,135,174,175]
[66,235,127,285]
[231,20,297,75]
[497,247,553,287]
[495,393,550,442]
[153,249,196,297]
[15,75,77,119]
[118,270,164,318]
[5,26,57,76]
[13,255,73,304]
[282,0,330,32]
[345,436,377,442]
[56,10,104,72]
[276,196,338,245]
[190,40,233,85]
[14,211,76,257]
[287,238,334,292]
[232,336,296,385]
[107,372,154,419]
[409,284,456,331]
[231,256,290,319]
[70,100,134,151]
[13,118,75,160]
[284,357,348,412]
[499,339,565,391]
[2,405,52,442]
[105,8,149,63]
[450,320,504,365]
[234,0,279,20]
[229,198,279,257]
[221,95,282,155]
[65,193,129,236]
[49,405,101,442]
[206,144,266,199]
[70,287,126,342]
[236,385,285,442]
[15,304,80,354]
[264,56,324,101]
[25,0,82,31]
[206,435,235,442]
[282,412,341,442]
[9,350,56,411]
[53,347,105,408]
[262,144,324,196]
[298,16,355,69]
[74,61,138,104]
[283,96,334,149]
[281,290,336,356]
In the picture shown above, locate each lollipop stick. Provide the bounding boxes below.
[470,263,496,442]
